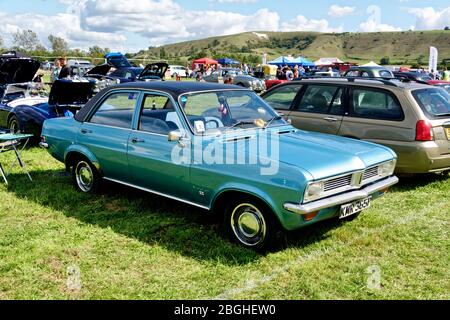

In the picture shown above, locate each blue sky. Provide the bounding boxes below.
[0,0,449,52]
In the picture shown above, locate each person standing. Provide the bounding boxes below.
[442,67,450,81]
[285,67,294,81]
[58,58,71,79]
[293,65,299,79]
[51,59,61,83]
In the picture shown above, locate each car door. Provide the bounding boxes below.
[77,90,140,182]
[288,84,345,135]
[339,86,410,143]
[127,92,192,200]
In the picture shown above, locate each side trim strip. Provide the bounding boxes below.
[103,177,211,210]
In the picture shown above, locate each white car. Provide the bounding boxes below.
[168,65,189,78]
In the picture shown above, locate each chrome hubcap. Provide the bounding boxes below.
[9,120,19,133]
[231,203,266,247]
[75,161,93,192]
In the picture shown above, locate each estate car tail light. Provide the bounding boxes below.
[416,120,434,141]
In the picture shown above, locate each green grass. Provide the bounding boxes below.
[0,148,449,300]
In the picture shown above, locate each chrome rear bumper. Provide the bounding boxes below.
[284,176,399,215]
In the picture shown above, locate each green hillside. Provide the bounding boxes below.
[134,30,450,66]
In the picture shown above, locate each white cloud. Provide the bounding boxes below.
[281,15,343,33]
[407,7,450,30]
[211,0,257,3]
[358,5,402,32]
[328,5,356,18]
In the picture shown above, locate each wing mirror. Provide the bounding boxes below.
[168,130,182,142]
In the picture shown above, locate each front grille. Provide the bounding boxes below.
[363,166,379,181]
[324,174,352,192]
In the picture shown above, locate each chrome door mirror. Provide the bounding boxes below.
[168,130,182,142]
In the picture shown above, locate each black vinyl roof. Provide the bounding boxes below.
[75,81,248,122]
[116,81,247,97]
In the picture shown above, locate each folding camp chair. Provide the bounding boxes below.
[0,133,33,185]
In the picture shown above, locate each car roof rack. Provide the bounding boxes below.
[294,76,400,87]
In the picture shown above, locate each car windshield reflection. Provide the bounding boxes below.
[179,90,287,135]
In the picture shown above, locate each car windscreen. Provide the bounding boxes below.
[179,90,287,135]
[412,88,450,118]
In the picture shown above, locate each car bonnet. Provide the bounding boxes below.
[139,63,169,79]
[48,79,95,106]
[0,58,40,85]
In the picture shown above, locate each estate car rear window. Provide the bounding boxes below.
[350,88,404,121]
[89,92,139,129]
[412,88,450,118]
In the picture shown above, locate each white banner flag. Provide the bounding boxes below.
[429,47,438,72]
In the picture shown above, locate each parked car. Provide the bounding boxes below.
[393,71,433,84]
[203,68,266,92]
[345,66,394,78]
[168,65,189,78]
[87,58,167,84]
[41,81,398,250]
[1,79,95,138]
[434,83,450,94]
[261,78,450,174]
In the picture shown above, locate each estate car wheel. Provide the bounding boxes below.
[72,158,100,193]
[8,116,20,134]
[224,196,282,251]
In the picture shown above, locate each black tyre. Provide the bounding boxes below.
[224,196,282,251]
[8,115,21,134]
[71,157,100,193]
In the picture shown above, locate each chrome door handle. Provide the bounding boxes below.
[323,117,339,122]
[131,138,145,144]
[81,129,93,134]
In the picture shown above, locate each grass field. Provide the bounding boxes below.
[0,147,448,300]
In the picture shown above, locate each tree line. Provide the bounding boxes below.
[0,29,112,62]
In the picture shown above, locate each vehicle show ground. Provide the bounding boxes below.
[0,148,448,299]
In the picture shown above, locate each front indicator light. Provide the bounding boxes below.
[304,211,319,221]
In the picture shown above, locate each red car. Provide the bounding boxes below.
[265,79,288,90]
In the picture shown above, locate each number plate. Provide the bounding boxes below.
[340,197,372,219]
[445,127,450,140]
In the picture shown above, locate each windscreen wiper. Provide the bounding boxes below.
[264,115,283,129]
[230,120,256,129]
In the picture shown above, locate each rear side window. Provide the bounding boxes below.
[350,88,404,121]
[296,85,342,114]
[379,70,393,78]
[89,92,139,128]
[412,88,450,118]
[263,84,302,110]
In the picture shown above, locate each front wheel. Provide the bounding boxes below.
[71,158,100,193]
[8,115,21,134]
[224,196,282,251]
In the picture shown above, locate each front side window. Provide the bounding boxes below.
[296,85,341,114]
[180,90,286,134]
[412,88,450,118]
[263,84,302,110]
[351,88,404,121]
[89,91,139,128]
[138,94,181,135]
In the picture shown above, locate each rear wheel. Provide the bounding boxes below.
[71,158,100,193]
[8,115,20,134]
[224,196,282,251]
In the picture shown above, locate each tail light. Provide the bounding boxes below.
[416,120,434,141]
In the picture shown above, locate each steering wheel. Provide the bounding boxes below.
[205,119,221,129]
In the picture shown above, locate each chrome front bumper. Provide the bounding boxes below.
[284,176,399,215]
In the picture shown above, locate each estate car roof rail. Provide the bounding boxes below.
[293,76,400,87]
